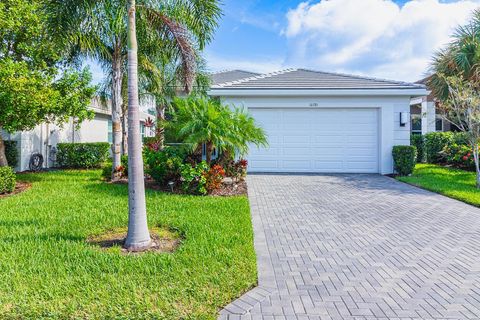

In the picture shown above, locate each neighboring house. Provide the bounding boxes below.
[409,77,450,135]
[4,97,155,172]
[208,68,427,174]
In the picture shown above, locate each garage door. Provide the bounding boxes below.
[248,108,379,173]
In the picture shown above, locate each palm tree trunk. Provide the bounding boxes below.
[206,141,213,164]
[0,132,8,167]
[155,104,165,149]
[124,0,151,251]
[121,111,128,155]
[111,53,123,179]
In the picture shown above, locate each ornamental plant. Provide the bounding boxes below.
[0,166,16,194]
[180,161,209,195]
[205,164,225,192]
[392,145,417,176]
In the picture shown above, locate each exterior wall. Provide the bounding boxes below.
[220,95,412,175]
[14,113,110,171]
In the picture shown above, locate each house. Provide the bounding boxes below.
[208,68,428,174]
[4,98,155,172]
[409,77,451,135]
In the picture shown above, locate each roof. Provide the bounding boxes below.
[209,70,260,85]
[211,68,425,90]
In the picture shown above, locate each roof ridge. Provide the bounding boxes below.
[208,69,260,75]
[214,68,297,88]
[297,68,424,88]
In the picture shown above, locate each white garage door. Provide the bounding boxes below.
[248,108,379,173]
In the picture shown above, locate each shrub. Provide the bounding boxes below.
[424,132,453,163]
[57,142,110,168]
[410,134,424,163]
[4,141,18,168]
[392,145,417,176]
[144,146,187,185]
[441,143,475,170]
[205,164,225,192]
[0,166,16,194]
[180,161,209,195]
[219,158,248,181]
[101,155,128,181]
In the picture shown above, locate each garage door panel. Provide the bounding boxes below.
[283,135,311,144]
[248,108,379,173]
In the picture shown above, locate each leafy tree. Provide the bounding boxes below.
[436,75,480,187]
[171,97,268,164]
[49,0,221,179]
[0,0,96,167]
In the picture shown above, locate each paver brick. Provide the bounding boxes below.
[219,174,480,319]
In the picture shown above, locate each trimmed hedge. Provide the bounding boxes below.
[0,166,16,194]
[4,141,18,168]
[424,132,453,163]
[392,145,417,176]
[410,134,424,163]
[57,143,110,168]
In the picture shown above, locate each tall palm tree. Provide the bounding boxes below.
[48,0,221,180]
[124,0,151,250]
[48,0,221,251]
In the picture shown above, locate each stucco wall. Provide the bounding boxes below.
[220,95,412,174]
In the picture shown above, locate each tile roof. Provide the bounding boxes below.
[211,68,425,90]
[209,70,261,85]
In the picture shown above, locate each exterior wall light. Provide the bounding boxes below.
[400,112,408,127]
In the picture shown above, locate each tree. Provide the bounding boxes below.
[0,0,96,167]
[49,0,221,180]
[429,9,480,188]
[171,97,267,163]
[437,75,480,187]
[139,56,211,148]
[124,0,151,251]
[428,9,480,100]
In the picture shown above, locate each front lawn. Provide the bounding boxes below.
[0,170,256,319]
[397,164,480,207]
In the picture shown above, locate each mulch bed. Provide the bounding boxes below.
[0,181,31,199]
[110,177,248,197]
[87,227,181,254]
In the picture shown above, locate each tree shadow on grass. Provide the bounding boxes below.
[0,232,85,244]
[0,219,40,228]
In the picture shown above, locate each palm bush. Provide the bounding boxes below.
[170,97,267,163]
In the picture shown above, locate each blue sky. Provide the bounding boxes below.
[88,0,480,84]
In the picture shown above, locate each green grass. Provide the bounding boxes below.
[397,164,480,207]
[0,170,256,319]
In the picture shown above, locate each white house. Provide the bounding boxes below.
[209,69,428,174]
[4,98,155,172]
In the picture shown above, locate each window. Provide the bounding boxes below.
[435,118,443,131]
[107,120,113,144]
[411,114,422,134]
[140,122,145,139]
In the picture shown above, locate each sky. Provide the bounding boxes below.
[87,0,480,84]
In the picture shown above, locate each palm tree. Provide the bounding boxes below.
[48,0,221,180]
[429,9,480,98]
[139,55,211,148]
[171,97,267,164]
[124,0,151,250]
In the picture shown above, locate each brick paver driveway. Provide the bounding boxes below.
[219,174,480,320]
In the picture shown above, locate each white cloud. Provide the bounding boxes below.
[284,0,480,81]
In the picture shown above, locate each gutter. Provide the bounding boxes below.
[208,88,429,98]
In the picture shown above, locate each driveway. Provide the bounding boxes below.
[219,174,480,320]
